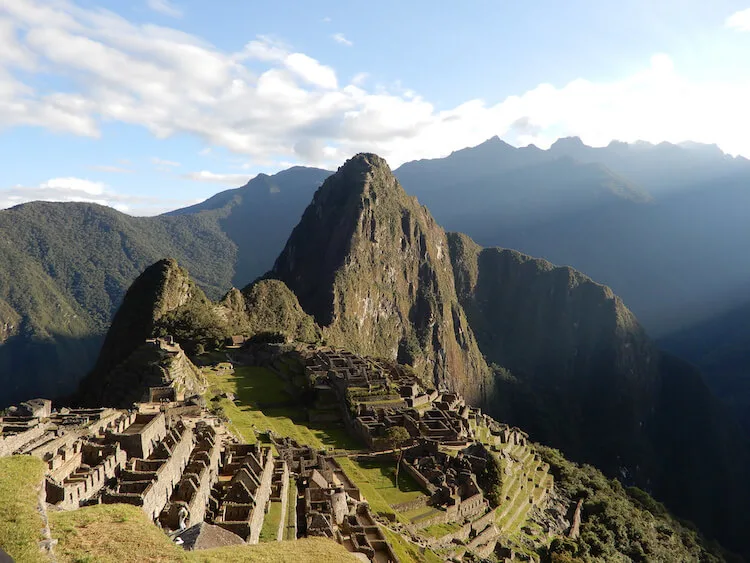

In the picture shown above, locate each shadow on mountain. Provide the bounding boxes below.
[0,332,103,408]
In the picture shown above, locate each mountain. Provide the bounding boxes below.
[0,167,328,407]
[82,152,750,557]
[447,233,750,553]
[168,166,331,287]
[448,233,658,474]
[268,153,492,403]
[660,299,750,433]
[394,137,750,336]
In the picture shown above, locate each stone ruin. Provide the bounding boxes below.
[273,436,400,562]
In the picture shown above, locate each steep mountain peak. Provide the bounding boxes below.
[88,258,194,373]
[270,153,492,401]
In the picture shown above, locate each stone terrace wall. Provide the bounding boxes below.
[103,422,193,520]
[0,419,48,457]
[247,450,275,544]
[161,424,221,529]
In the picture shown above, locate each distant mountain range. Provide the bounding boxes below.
[2,136,750,418]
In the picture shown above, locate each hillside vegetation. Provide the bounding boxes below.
[0,167,329,407]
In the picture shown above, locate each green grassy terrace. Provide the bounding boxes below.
[50,503,360,563]
[0,456,48,563]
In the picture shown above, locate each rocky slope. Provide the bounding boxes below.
[269,154,492,402]
[447,232,750,556]
[448,233,659,476]
[75,258,207,406]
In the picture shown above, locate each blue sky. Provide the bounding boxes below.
[1,0,749,214]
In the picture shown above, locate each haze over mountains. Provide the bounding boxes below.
[2,136,750,421]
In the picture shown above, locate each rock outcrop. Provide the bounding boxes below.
[269,154,492,402]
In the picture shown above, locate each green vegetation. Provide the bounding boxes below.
[421,521,462,538]
[380,526,443,563]
[339,457,426,508]
[0,456,48,563]
[476,448,504,508]
[384,426,410,487]
[284,478,298,541]
[539,446,726,562]
[240,280,320,344]
[258,502,282,542]
[203,363,357,451]
[51,503,186,563]
[50,503,358,563]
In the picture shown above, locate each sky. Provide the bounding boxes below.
[1,0,750,215]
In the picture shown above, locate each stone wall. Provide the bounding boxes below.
[46,444,127,509]
[109,412,167,459]
[162,424,221,529]
[247,450,275,544]
[103,422,193,520]
[0,421,48,457]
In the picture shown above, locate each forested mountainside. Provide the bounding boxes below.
[5,137,750,410]
[0,167,328,406]
[82,153,750,559]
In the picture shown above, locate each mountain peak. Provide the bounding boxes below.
[270,153,491,401]
[550,136,586,151]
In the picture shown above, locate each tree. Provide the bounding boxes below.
[385,426,411,488]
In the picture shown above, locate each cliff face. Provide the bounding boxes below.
[448,233,659,475]
[447,232,750,552]
[270,154,492,402]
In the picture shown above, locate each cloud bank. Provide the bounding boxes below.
[1,0,749,174]
[0,176,196,215]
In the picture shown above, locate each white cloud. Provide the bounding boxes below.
[182,170,251,185]
[147,0,182,18]
[0,176,192,215]
[151,157,180,167]
[89,164,134,173]
[332,33,352,47]
[321,16,331,23]
[284,53,337,89]
[1,0,750,175]
[351,72,368,86]
[726,8,750,31]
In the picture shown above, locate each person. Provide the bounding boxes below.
[177,505,189,531]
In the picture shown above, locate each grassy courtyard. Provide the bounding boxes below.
[202,363,359,451]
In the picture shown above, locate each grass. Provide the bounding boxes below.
[0,456,48,563]
[203,363,358,451]
[335,458,396,518]
[258,502,282,542]
[284,478,297,541]
[421,521,462,538]
[343,458,426,507]
[190,537,360,562]
[380,526,444,563]
[50,503,188,563]
[50,503,360,563]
